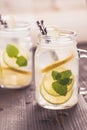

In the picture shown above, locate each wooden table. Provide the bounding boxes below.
[0,43,87,130]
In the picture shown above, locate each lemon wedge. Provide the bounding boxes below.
[41,54,74,73]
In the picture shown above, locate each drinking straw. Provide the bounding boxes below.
[0,14,8,28]
[36,20,47,35]
[36,20,58,60]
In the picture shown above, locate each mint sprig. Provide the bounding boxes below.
[52,81,67,96]
[6,44,28,67]
[59,78,72,86]
[51,70,72,96]
[61,70,72,79]
[52,71,61,80]
[6,44,19,57]
[16,56,27,66]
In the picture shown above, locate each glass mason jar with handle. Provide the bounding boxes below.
[35,27,87,110]
[0,21,32,89]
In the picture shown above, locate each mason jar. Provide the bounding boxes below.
[0,21,33,89]
[35,27,80,110]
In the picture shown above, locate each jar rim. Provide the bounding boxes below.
[0,21,30,38]
[0,21,30,32]
[38,27,77,47]
[40,27,77,39]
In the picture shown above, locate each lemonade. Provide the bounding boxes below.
[35,28,79,110]
[0,21,32,89]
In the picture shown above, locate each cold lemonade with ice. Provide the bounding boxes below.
[0,16,32,89]
[35,28,79,110]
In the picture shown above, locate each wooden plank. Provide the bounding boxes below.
[0,88,27,130]
[26,85,87,130]
[56,95,87,130]
[26,100,62,130]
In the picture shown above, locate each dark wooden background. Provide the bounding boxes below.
[0,43,87,130]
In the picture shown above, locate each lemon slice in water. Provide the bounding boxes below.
[2,44,29,73]
[42,67,74,96]
[2,67,31,88]
[41,54,74,73]
[40,84,73,104]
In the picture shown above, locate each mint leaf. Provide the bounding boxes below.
[61,70,72,79]
[52,81,67,96]
[16,56,27,66]
[59,78,72,85]
[6,44,19,57]
[68,78,72,85]
[52,71,61,80]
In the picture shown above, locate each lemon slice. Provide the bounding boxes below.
[40,84,73,104]
[1,67,32,88]
[3,50,19,68]
[2,44,29,72]
[41,54,74,73]
[42,67,74,96]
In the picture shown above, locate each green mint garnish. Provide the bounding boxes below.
[6,44,28,67]
[68,78,72,85]
[59,78,72,85]
[51,69,72,96]
[16,56,27,66]
[61,70,72,79]
[52,71,61,80]
[6,44,19,57]
[52,81,67,96]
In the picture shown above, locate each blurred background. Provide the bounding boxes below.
[0,0,87,44]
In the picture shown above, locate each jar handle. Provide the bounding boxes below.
[77,48,87,95]
[77,48,87,58]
